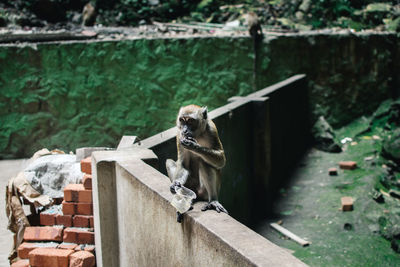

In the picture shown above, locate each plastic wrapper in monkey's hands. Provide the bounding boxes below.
[170,180,181,194]
[170,185,197,223]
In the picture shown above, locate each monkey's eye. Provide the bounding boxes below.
[187,118,196,125]
[179,117,185,123]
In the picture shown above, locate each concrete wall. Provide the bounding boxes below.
[92,150,307,267]
[91,76,309,266]
[1,32,398,159]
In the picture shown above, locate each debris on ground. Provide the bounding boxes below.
[270,223,310,247]
[339,161,357,170]
[6,148,97,266]
[328,168,338,176]
[341,196,354,211]
[311,116,342,153]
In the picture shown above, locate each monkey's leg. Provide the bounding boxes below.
[166,159,189,194]
[166,159,177,182]
[199,164,228,214]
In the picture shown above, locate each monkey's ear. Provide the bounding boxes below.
[202,106,208,119]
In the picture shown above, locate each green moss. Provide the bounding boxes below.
[0,38,253,158]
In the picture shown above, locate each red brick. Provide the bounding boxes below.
[81,157,92,174]
[29,248,74,267]
[40,212,56,226]
[23,226,63,242]
[73,215,92,228]
[341,196,354,211]
[76,203,93,215]
[79,189,92,203]
[89,216,94,228]
[62,202,93,216]
[339,161,357,170]
[83,174,92,189]
[69,251,95,267]
[11,259,29,267]
[64,184,81,202]
[63,228,95,244]
[18,242,58,259]
[58,242,78,250]
[64,184,92,203]
[62,201,76,215]
[56,214,73,227]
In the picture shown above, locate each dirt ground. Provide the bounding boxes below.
[0,159,28,267]
[255,115,400,266]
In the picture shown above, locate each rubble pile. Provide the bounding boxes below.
[11,157,96,267]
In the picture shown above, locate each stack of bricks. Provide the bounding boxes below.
[12,157,95,267]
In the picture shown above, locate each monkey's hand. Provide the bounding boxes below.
[180,136,200,151]
[170,180,182,194]
[201,201,228,214]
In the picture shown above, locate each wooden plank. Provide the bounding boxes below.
[270,223,311,247]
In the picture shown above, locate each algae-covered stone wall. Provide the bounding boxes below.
[258,32,399,127]
[0,38,253,158]
[0,33,398,159]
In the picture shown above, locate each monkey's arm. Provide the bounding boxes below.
[180,137,225,169]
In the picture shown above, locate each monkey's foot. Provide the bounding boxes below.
[201,201,228,214]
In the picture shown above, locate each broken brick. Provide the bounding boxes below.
[63,228,95,244]
[11,259,29,267]
[339,161,357,170]
[73,215,92,228]
[29,248,74,267]
[18,242,58,259]
[81,157,92,174]
[58,242,78,250]
[74,244,95,253]
[69,251,96,267]
[341,196,354,211]
[83,174,92,190]
[23,226,63,242]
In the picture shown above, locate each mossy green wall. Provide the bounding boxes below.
[0,38,253,158]
[0,33,398,159]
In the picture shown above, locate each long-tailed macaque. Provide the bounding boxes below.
[166,105,227,220]
[244,12,263,90]
[82,2,96,26]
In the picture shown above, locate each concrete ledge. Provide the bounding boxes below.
[93,153,306,267]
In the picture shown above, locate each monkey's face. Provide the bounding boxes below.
[177,105,208,138]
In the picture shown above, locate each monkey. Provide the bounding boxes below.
[244,12,263,90]
[82,2,96,27]
[166,105,227,222]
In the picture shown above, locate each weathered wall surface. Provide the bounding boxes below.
[0,38,253,158]
[1,33,398,158]
[91,149,307,267]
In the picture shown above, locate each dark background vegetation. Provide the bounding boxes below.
[1,0,400,31]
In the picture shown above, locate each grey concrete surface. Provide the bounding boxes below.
[0,159,28,267]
